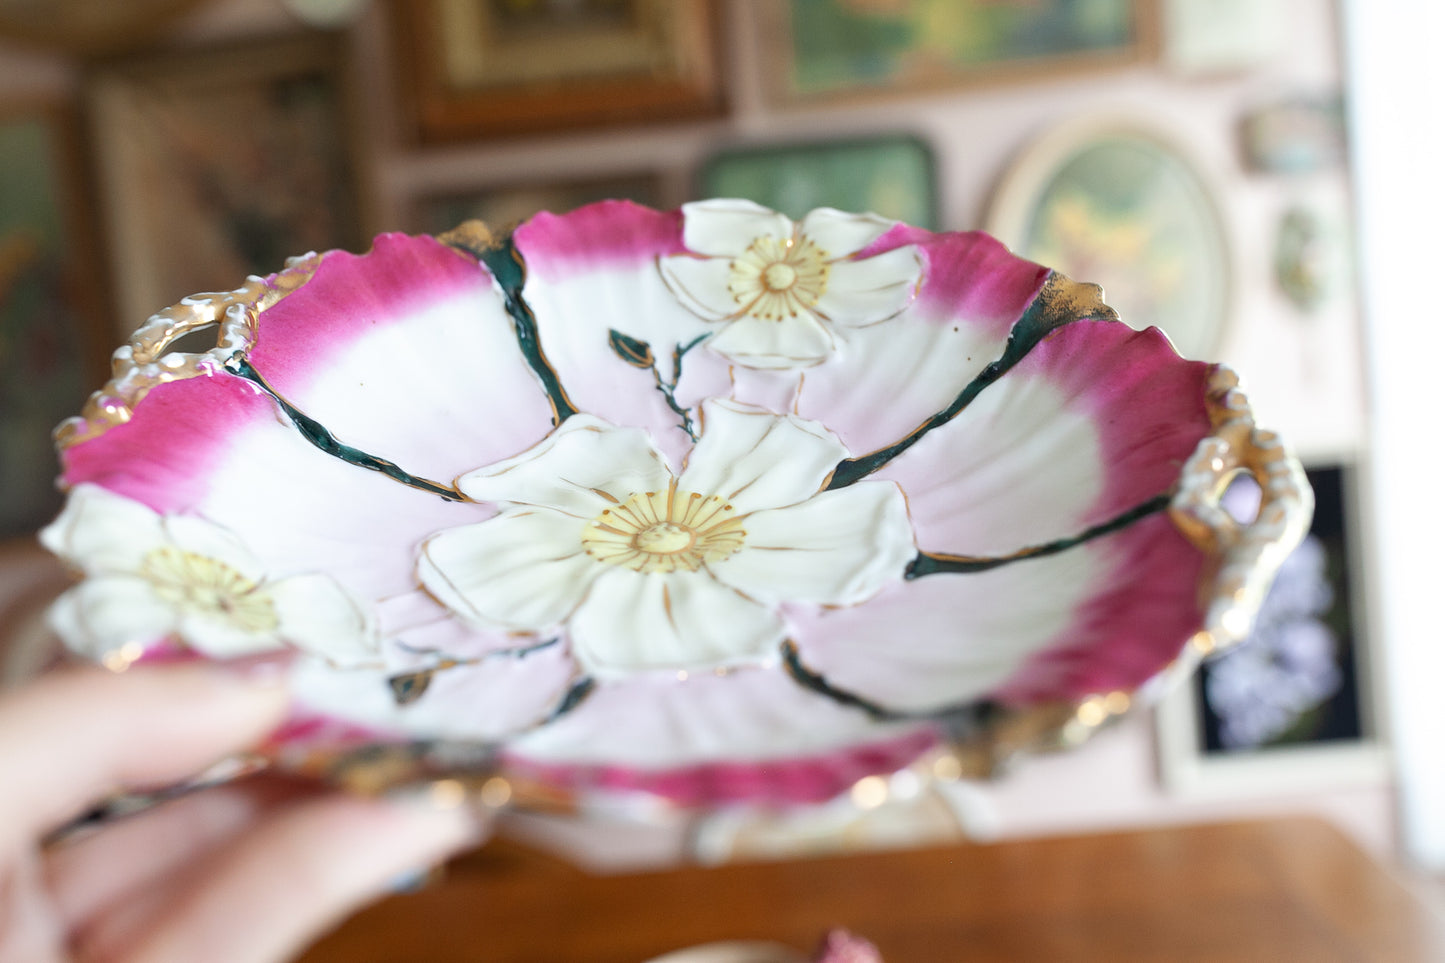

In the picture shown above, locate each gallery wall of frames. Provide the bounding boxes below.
[0,0,1389,854]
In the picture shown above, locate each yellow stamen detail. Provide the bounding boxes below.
[582,484,745,575]
[141,546,278,632]
[728,234,830,322]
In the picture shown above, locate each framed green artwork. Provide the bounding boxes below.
[765,0,1151,104]
[987,117,1230,360]
[0,105,108,538]
[698,135,937,229]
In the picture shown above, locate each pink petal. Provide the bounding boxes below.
[990,513,1207,704]
[875,322,1214,557]
[59,371,494,599]
[514,200,689,281]
[515,201,717,470]
[501,666,940,806]
[786,513,1207,713]
[861,225,1051,334]
[248,233,555,484]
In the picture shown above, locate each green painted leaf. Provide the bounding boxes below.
[609,329,655,368]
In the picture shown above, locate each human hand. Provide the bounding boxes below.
[0,663,484,963]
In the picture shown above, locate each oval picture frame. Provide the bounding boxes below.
[986,116,1232,361]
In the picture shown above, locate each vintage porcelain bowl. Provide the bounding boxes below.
[42,199,1310,810]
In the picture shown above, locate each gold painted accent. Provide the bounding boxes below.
[437,219,504,258]
[1032,270,1119,327]
[141,546,279,633]
[728,234,830,321]
[1168,366,1314,654]
[56,253,322,448]
[581,482,745,574]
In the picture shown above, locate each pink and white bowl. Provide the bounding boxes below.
[41,199,1311,812]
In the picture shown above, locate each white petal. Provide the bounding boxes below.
[681,199,793,257]
[799,207,898,258]
[457,415,671,518]
[269,573,378,666]
[48,576,179,660]
[419,509,597,631]
[706,313,835,369]
[39,485,164,574]
[568,567,783,677]
[161,514,267,583]
[711,481,913,605]
[177,610,286,660]
[679,400,847,514]
[814,245,923,328]
[658,254,741,322]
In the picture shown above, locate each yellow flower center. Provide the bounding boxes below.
[582,484,746,575]
[141,546,279,633]
[728,234,830,322]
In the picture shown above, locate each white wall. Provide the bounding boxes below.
[1341,1,1445,872]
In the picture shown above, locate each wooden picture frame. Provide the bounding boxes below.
[0,102,109,538]
[762,0,1155,106]
[392,0,725,143]
[986,115,1231,361]
[1156,460,1389,796]
[698,134,938,229]
[86,35,364,334]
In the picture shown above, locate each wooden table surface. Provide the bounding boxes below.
[298,817,1445,963]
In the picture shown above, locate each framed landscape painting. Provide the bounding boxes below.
[764,0,1151,104]
[414,173,666,236]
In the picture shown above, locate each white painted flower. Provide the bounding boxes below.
[418,400,915,678]
[659,199,923,369]
[40,484,378,665]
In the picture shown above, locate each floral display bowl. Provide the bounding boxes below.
[41,199,1311,812]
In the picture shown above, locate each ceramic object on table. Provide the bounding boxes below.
[40,199,1311,811]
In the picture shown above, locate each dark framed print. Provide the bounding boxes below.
[1157,460,1387,795]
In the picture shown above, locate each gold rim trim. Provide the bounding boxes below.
[54,253,322,448]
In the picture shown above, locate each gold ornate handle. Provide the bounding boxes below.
[1168,367,1314,656]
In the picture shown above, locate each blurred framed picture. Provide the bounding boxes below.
[1156,461,1388,796]
[414,172,666,236]
[87,35,363,333]
[0,103,108,538]
[986,116,1230,360]
[762,0,1152,105]
[393,0,725,142]
[699,134,937,229]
